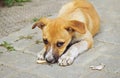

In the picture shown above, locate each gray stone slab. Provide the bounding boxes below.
[5,71,44,78]
[95,30,120,45]
[28,64,83,78]
[0,64,17,78]
[0,47,7,53]
[91,43,120,58]
[86,55,120,74]
[96,43,117,53]
[81,71,120,78]
[74,49,101,66]
[116,69,120,75]
[24,43,44,55]
[93,39,105,48]
[13,39,34,51]
[91,0,120,45]
[0,52,18,65]
[91,0,120,26]
[0,25,42,44]
[0,0,70,38]
[99,45,120,58]
[81,43,120,74]
[0,26,43,51]
[52,64,90,78]
[0,51,36,70]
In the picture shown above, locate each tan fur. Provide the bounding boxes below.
[58,0,100,36]
[33,0,100,65]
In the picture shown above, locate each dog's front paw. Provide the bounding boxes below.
[37,52,45,60]
[58,55,74,66]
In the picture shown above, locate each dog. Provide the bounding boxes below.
[32,0,100,66]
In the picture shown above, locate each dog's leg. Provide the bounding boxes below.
[37,48,45,60]
[58,40,90,66]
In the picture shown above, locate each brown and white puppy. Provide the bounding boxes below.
[32,0,100,66]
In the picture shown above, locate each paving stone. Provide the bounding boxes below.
[27,64,58,78]
[0,47,7,53]
[0,0,70,38]
[53,64,90,78]
[81,71,120,78]
[11,26,42,38]
[0,26,43,51]
[28,64,82,78]
[27,58,92,78]
[95,30,120,45]
[115,69,120,74]
[99,22,120,33]
[5,71,44,78]
[91,0,120,25]
[90,43,120,58]
[24,43,44,55]
[0,25,41,44]
[0,52,18,65]
[13,39,35,51]
[82,43,120,74]
[93,39,105,48]
[0,36,20,45]
[97,45,120,58]
[73,47,102,66]
[92,0,120,45]
[0,63,17,78]
[86,55,120,74]
[0,51,36,70]
[52,68,80,78]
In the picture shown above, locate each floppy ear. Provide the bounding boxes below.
[67,20,86,34]
[32,17,49,29]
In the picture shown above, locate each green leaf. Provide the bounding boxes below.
[4,0,31,7]
[0,52,3,53]
[4,0,15,7]
[33,18,39,22]
[0,41,15,51]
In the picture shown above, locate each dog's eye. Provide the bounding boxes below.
[43,39,48,44]
[57,42,65,47]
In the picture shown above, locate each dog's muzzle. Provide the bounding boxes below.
[44,52,59,64]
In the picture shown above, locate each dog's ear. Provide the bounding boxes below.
[32,17,50,29]
[66,20,86,34]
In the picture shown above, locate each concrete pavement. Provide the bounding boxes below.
[0,0,120,78]
[0,0,69,38]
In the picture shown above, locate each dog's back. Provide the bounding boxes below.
[58,0,100,36]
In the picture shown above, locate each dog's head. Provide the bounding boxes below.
[32,17,86,63]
